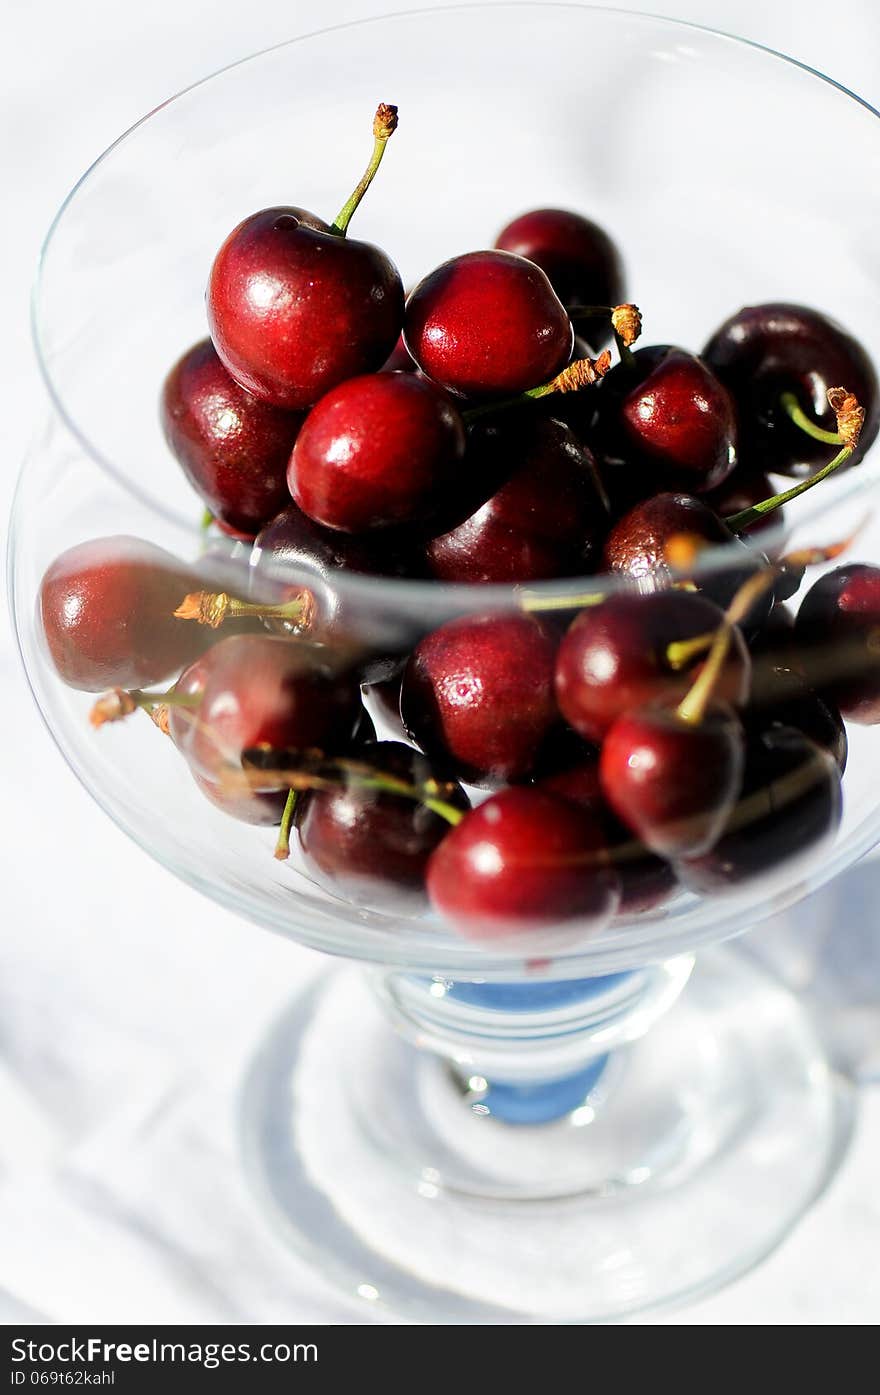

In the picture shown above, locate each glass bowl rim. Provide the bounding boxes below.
[29,0,880,608]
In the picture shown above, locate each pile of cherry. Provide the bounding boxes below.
[38,105,880,942]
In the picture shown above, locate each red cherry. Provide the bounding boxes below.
[39,536,208,692]
[383,333,418,373]
[600,703,745,859]
[288,372,467,532]
[161,339,304,536]
[208,208,403,410]
[495,207,624,343]
[404,250,573,398]
[702,302,879,477]
[554,591,749,744]
[295,741,468,911]
[602,492,774,625]
[427,787,620,938]
[171,633,361,785]
[594,346,738,494]
[424,416,607,582]
[401,613,558,785]
[795,563,880,722]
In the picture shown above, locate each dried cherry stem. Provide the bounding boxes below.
[330,103,399,237]
[781,392,845,446]
[569,302,642,347]
[235,750,465,826]
[463,351,612,424]
[174,588,315,630]
[89,685,199,729]
[727,388,864,533]
[274,790,298,861]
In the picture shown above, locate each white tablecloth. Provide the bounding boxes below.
[2,0,879,1324]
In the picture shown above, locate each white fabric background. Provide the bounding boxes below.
[2,0,880,1324]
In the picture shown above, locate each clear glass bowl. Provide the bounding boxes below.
[10,4,880,1321]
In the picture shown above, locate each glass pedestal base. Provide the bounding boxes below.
[241,946,854,1323]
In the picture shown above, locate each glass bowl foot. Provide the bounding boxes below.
[241,946,854,1323]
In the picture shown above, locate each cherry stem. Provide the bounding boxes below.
[727,387,864,533]
[666,630,715,671]
[464,351,612,424]
[613,329,636,371]
[274,790,297,861]
[676,565,778,726]
[200,509,214,533]
[89,686,199,729]
[781,391,844,446]
[174,589,315,630]
[330,103,398,237]
[726,444,853,532]
[236,751,465,826]
[519,588,606,613]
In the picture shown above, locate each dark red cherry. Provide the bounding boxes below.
[425,416,607,582]
[160,339,305,536]
[172,633,360,785]
[208,207,403,410]
[555,590,749,743]
[288,372,467,532]
[39,536,209,692]
[746,664,847,774]
[704,466,785,539]
[602,492,773,625]
[401,613,558,785]
[427,787,620,938]
[593,346,738,494]
[703,303,879,477]
[679,726,842,892]
[295,741,468,911]
[794,563,880,722]
[251,504,422,680]
[404,250,573,398]
[600,704,745,859]
[537,749,677,914]
[494,208,624,347]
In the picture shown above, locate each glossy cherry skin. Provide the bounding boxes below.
[252,504,422,681]
[679,727,842,893]
[39,536,209,692]
[600,704,745,859]
[555,590,749,744]
[794,563,880,722]
[401,613,558,785]
[703,303,879,477]
[160,339,305,536]
[538,750,677,914]
[425,416,607,582]
[208,207,404,410]
[171,633,361,785]
[288,372,467,532]
[404,250,573,398]
[295,741,468,911]
[593,346,738,494]
[602,492,774,625]
[494,208,624,348]
[427,788,620,939]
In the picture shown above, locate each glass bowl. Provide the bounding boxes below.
[10,4,880,1322]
